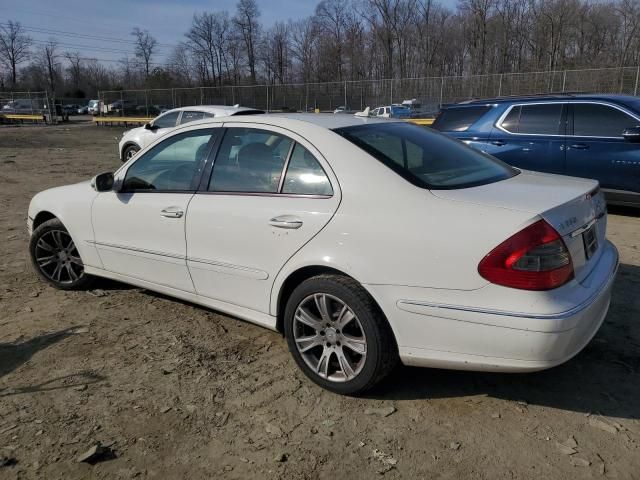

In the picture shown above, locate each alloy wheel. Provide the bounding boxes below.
[34,229,84,284]
[293,293,367,382]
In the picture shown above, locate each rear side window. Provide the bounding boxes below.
[180,111,205,124]
[209,128,292,193]
[573,103,638,137]
[500,104,563,135]
[432,106,491,132]
[335,122,517,190]
[282,144,332,196]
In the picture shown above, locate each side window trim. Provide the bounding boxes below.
[496,102,566,136]
[568,102,640,138]
[276,141,296,193]
[197,127,333,198]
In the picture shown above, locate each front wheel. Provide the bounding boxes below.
[29,218,93,290]
[284,274,398,395]
[122,144,139,162]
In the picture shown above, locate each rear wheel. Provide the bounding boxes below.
[284,274,398,395]
[29,218,93,290]
[123,144,139,162]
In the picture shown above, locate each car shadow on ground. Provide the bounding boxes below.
[0,327,106,396]
[369,263,640,420]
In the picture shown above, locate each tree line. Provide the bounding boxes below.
[2,0,640,98]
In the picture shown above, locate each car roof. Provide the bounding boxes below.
[164,105,264,116]
[451,93,640,107]
[178,112,402,130]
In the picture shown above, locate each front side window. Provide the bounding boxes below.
[153,111,180,128]
[209,128,292,193]
[500,103,563,135]
[432,106,491,132]
[335,122,517,189]
[282,144,332,196]
[123,130,214,191]
[573,103,638,137]
[180,111,205,124]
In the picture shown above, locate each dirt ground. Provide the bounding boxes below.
[0,122,639,480]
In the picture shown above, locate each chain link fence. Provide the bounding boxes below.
[0,91,88,123]
[91,65,640,117]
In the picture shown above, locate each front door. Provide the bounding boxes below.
[92,127,218,292]
[186,125,340,313]
[487,102,567,175]
[566,102,640,195]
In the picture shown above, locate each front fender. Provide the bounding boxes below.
[28,181,103,269]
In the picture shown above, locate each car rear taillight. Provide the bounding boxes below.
[478,219,574,290]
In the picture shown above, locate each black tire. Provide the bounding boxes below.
[122,144,139,162]
[29,218,94,290]
[284,274,398,395]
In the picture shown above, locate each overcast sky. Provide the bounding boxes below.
[0,0,320,64]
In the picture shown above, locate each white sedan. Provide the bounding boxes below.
[28,114,618,394]
[118,105,263,162]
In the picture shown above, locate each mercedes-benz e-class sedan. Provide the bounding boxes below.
[28,114,618,394]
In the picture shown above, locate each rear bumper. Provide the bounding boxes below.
[367,240,619,372]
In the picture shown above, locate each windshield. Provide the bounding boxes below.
[334,122,518,190]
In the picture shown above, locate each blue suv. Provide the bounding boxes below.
[432,94,640,207]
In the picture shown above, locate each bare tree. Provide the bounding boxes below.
[37,40,59,93]
[131,27,158,79]
[0,21,32,87]
[234,0,261,83]
[64,51,84,90]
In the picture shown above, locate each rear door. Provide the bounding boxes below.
[566,102,640,195]
[487,102,567,175]
[185,124,340,314]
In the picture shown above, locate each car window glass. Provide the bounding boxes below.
[154,111,180,128]
[573,103,638,137]
[336,122,516,189]
[180,111,205,124]
[432,106,491,132]
[204,112,215,118]
[123,130,213,191]
[209,128,292,193]
[500,106,521,132]
[282,144,332,196]
[516,104,563,135]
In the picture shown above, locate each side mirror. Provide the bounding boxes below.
[144,122,155,130]
[623,126,640,142]
[91,172,114,192]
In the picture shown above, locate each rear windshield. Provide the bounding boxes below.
[334,122,517,190]
[432,105,491,131]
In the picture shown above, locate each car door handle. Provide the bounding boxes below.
[269,215,303,229]
[570,143,589,150]
[160,207,184,218]
[491,140,506,146]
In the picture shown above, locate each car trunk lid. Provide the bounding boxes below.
[431,170,607,283]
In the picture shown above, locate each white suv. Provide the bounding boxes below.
[118,105,263,161]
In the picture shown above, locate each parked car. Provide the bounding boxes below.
[77,104,89,114]
[62,104,80,115]
[87,99,100,115]
[432,94,640,207]
[28,114,617,394]
[108,100,137,115]
[371,105,412,118]
[1,98,42,114]
[118,105,264,161]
